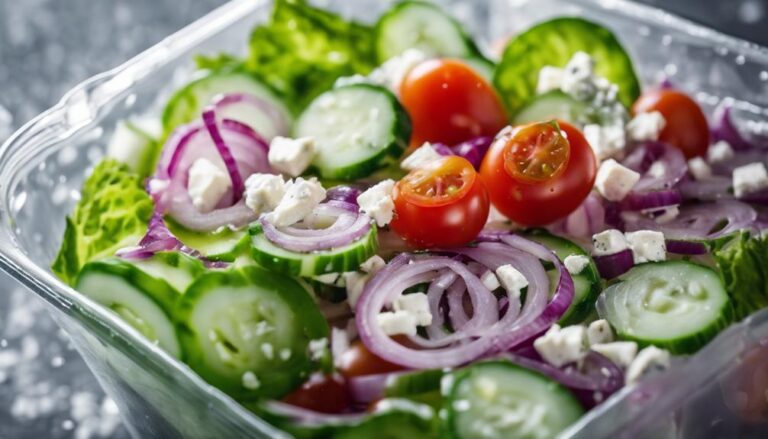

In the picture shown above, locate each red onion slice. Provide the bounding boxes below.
[202,108,245,201]
[620,189,682,211]
[624,142,687,193]
[678,176,732,201]
[325,186,363,205]
[665,239,708,255]
[260,201,372,253]
[593,249,634,279]
[624,200,757,240]
[711,104,751,151]
[433,136,493,169]
[212,92,290,141]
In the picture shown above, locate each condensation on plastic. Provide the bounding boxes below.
[0,0,766,437]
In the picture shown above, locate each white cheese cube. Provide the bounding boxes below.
[590,341,638,368]
[561,52,597,100]
[707,140,734,163]
[393,293,432,327]
[564,254,590,275]
[268,136,316,177]
[625,346,670,384]
[536,66,564,94]
[592,229,629,256]
[625,230,666,263]
[244,173,286,214]
[687,157,712,180]
[732,162,768,198]
[376,311,418,336]
[360,255,386,274]
[584,123,627,161]
[533,324,588,367]
[266,177,326,227]
[344,272,370,309]
[480,270,501,291]
[368,48,429,96]
[586,319,614,345]
[187,158,232,213]
[357,179,396,227]
[401,143,443,171]
[495,264,529,298]
[626,111,666,143]
[595,159,640,201]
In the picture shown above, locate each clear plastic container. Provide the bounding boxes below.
[0,0,766,437]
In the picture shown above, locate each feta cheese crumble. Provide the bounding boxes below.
[592,229,629,256]
[586,319,614,345]
[368,49,429,96]
[268,136,316,177]
[625,346,670,384]
[377,310,418,336]
[480,270,501,291]
[360,255,386,274]
[625,230,667,263]
[244,173,286,214]
[187,158,232,213]
[707,140,734,163]
[584,124,627,161]
[401,143,442,171]
[495,264,529,298]
[626,111,666,142]
[536,66,564,94]
[563,254,590,275]
[595,159,641,201]
[590,341,638,368]
[266,177,326,227]
[533,324,588,367]
[732,162,768,198]
[687,157,712,180]
[393,293,433,326]
[344,272,369,308]
[560,52,597,100]
[357,179,396,227]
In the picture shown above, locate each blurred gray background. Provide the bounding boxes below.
[0,0,765,438]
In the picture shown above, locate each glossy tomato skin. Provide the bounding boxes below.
[337,340,406,378]
[390,157,490,249]
[281,373,351,414]
[480,122,597,226]
[632,89,710,158]
[400,59,508,147]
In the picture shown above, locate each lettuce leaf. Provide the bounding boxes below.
[712,231,768,319]
[52,160,153,285]
[244,0,376,112]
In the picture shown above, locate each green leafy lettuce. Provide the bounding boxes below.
[52,160,153,285]
[198,0,376,112]
[712,231,768,320]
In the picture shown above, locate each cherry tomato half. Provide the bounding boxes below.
[400,59,508,147]
[391,156,490,248]
[632,89,710,158]
[479,121,597,226]
[281,373,350,414]
[337,340,406,378]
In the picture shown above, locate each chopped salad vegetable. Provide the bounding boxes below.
[51,1,768,437]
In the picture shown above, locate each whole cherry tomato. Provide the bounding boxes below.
[391,156,490,248]
[479,121,597,226]
[632,89,710,158]
[281,373,350,414]
[400,59,508,147]
[336,340,406,378]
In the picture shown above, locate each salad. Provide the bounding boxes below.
[51,0,768,437]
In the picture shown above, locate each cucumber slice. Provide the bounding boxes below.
[597,261,733,354]
[445,361,583,439]
[106,120,159,178]
[494,17,640,116]
[175,266,328,400]
[512,91,591,127]
[162,72,292,136]
[525,231,602,325]
[131,251,207,293]
[462,57,495,84]
[75,259,182,358]
[166,218,249,262]
[384,369,444,409]
[374,1,481,63]
[249,223,378,277]
[296,84,411,180]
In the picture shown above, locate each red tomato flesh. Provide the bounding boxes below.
[632,89,710,158]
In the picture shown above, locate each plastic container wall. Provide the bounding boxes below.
[0,0,766,437]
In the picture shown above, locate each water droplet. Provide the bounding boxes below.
[759,71,768,81]
[664,64,678,77]
[637,25,650,36]
[661,35,672,46]
[12,191,27,213]
[735,54,746,65]
[124,93,137,108]
[716,46,729,56]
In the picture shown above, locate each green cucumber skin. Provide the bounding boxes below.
[524,230,602,325]
[299,84,412,181]
[166,218,250,262]
[445,361,583,439]
[374,0,483,64]
[174,266,328,401]
[132,251,207,292]
[494,17,641,116]
[602,261,734,354]
[249,224,379,277]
